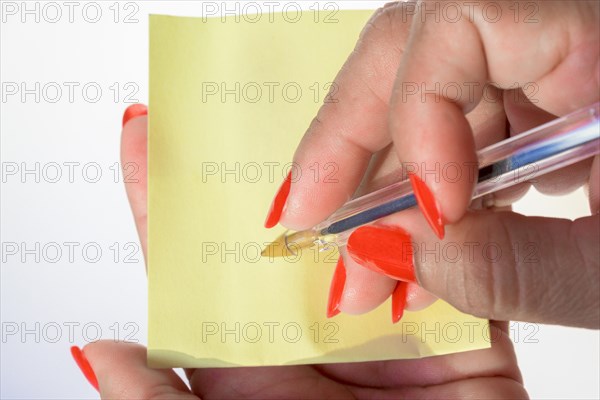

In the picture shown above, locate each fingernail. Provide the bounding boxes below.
[70,346,99,392]
[409,173,445,239]
[327,257,346,318]
[122,104,148,127]
[264,171,292,228]
[347,225,416,282]
[391,281,408,323]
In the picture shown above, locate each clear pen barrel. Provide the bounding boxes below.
[313,103,599,248]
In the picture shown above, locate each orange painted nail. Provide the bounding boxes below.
[327,257,346,318]
[391,281,408,323]
[409,173,445,239]
[70,346,99,392]
[347,225,416,282]
[122,104,148,127]
[264,171,292,228]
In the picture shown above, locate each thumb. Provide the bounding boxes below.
[418,211,599,328]
[121,104,148,261]
[347,210,599,328]
[71,341,197,399]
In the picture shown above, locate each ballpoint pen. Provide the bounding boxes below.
[262,103,600,258]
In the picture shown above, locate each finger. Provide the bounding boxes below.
[348,208,599,328]
[272,2,414,231]
[404,283,438,311]
[390,0,599,238]
[121,104,148,260]
[328,248,437,321]
[389,5,484,236]
[334,248,397,316]
[317,320,524,391]
[504,89,592,196]
[78,341,197,399]
[188,364,344,399]
[532,159,593,195]
[482,182,531,209]
[354,87,511,198]
[358,377,527,399]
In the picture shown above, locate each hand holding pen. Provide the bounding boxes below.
[264,2,600,328]
[72,2,597,398]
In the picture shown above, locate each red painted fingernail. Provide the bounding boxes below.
[391,281,408,323]
[347,225,416,282]
[409,173,445,239]
[264,171,292,228]
[122,104,148,127]
[70,346,99,392]
[327,257,346,318]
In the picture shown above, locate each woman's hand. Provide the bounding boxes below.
[265,1,599,328]
[70,105,527,399]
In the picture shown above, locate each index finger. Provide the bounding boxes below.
[270,3,414,231]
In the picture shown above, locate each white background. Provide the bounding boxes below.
[1,1,598,399]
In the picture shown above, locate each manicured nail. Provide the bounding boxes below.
[122,104,148,127]
[408,173,445,239]
[70,346,99,392]
[327,257,346,318]
[391,281,408,324]
[347,225,416,282]
[264,171,292,228]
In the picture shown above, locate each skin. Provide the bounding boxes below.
[280,0,599,327]
[79,1,598,397]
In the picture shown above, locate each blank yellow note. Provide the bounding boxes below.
[148,11,490,367]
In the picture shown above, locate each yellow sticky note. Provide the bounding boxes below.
[148,11,490,367]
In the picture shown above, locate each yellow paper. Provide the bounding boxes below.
[148,11,490,368]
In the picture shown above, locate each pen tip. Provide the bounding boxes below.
[261,232,294,258]
[261,230,320,259]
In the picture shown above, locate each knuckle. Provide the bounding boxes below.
[451,246,497,319]
[362,1,413,40]
[442,213,524,320]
